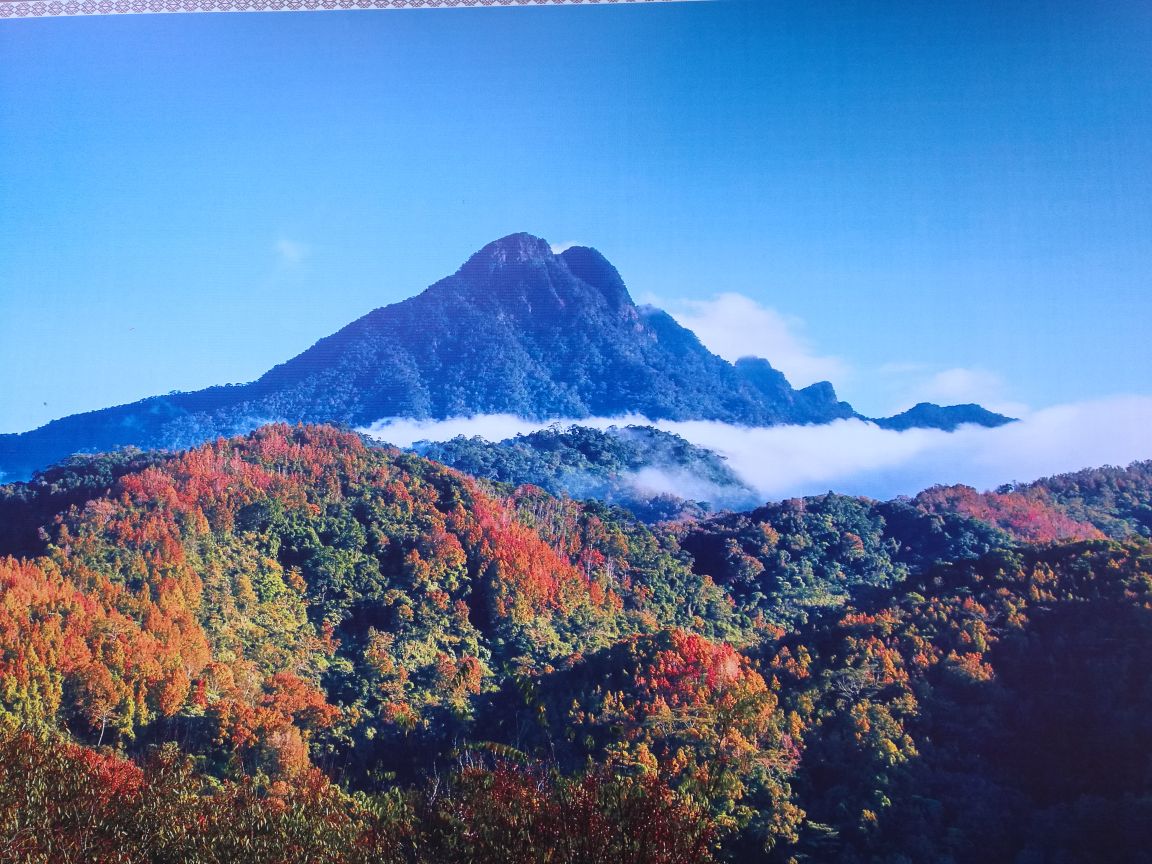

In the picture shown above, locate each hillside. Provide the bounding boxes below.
[1,425,1151,862]
[911,460,1152,543]
[415,424,759,521]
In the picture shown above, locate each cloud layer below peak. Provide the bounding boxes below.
[360,394,1152,503]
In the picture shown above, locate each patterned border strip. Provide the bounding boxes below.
[0,0,705,19]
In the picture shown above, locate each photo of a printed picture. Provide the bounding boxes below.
[1,1,1150,861]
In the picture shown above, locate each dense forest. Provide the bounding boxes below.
[415,424,758,521]
[0,423,1149,862]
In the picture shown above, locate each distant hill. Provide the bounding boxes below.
[914,460,1152,542]
[414,424,759,521]
[873,401,1014,431]
[0,233,1009,480]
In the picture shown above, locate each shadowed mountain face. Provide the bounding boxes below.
[248,234,856,425]
[0,233,1008,481]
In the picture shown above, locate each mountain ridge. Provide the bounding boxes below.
[0,233,1011,480]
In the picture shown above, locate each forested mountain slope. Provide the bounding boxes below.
[1,425,1146,863]
[911,460,1152,543]
[415,424,759,521]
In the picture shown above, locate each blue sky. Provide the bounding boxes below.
[2,0,1151,434]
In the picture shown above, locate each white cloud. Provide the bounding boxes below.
[636,294,1021,418]
[275,238,310,266]
[359,414,649,449]
[661,293,849,387]
[622,466,755,509]
[659,395,1152,500]
[877,361,930,376]
[914,367,1005,406]
[359,394,1152,503]
[550,241,582,255]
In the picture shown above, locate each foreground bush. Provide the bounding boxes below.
[0,723,716,864]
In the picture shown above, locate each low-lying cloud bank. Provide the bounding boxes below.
[360,395,1152,503]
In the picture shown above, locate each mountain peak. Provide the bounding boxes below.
[461,233,555,272]
[0,234,1012,480]
[556,244,633,311]
[445,232,635,315]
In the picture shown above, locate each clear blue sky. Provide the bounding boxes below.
[2,0,1150,433]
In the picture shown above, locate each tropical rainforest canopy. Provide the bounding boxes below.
[0,423,1149,863]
